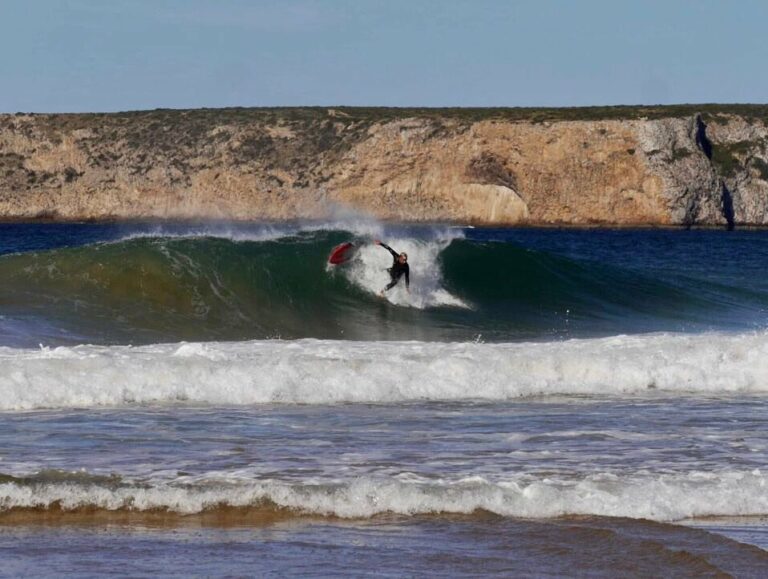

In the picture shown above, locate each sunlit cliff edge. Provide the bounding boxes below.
[1,105,767,226]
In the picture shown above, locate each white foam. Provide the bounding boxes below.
[2,332,768,411]
[342,237,469,308]
[2,470,768,521]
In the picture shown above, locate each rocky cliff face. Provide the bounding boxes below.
[0,107,766,225]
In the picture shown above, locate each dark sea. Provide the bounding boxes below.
[2,220,768,577]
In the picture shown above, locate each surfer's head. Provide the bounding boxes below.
[399,252,408,263]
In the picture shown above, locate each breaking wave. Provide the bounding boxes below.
[0,227,764,346]
[2,469,768,522]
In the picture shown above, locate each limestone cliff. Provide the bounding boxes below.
[0,106,766,225]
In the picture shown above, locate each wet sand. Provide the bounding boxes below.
[2,513,767,577]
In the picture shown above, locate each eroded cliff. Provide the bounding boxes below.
[1,106,766,225]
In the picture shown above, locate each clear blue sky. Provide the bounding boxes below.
[1,0,766,112]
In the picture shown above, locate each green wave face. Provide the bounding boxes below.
[0,231,762,345]
[0,233,359,343]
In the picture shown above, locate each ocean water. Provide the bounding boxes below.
[2,221,768,577]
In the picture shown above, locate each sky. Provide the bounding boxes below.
[1,0,766,112]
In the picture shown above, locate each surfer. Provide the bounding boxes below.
[375,240,410,294]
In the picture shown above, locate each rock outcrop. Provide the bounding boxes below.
[0,106,766,225]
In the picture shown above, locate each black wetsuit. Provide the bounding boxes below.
[380,243,410,291]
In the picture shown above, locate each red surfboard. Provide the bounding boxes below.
[328,242,356,265]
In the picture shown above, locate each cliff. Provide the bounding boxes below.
[1,105,767,226]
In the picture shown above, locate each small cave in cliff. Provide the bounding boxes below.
[466,152,518,190]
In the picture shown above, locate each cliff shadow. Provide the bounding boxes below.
[695,115,713,160]
[697,114,734,230]
[721,183,735,231]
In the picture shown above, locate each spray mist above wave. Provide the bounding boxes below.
[2,469,768,522]
[3,332,768,411]
[107,208,466,245]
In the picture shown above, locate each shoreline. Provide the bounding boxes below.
[2,506,766,530]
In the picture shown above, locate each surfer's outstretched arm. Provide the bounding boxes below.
[375,240,399,259]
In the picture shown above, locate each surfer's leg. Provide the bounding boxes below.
[381,269,403,294]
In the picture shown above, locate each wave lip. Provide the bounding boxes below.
[2,332,768,411]
[2,470,768,522]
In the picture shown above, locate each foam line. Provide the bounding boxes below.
[2,332,768,410]
[2,470,767,521]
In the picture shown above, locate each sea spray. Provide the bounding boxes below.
[342,236,469,308]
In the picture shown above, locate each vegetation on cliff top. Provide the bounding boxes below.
[4,103,768,126]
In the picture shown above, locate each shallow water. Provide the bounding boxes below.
[3,516,768,578]
[2,396,768,520]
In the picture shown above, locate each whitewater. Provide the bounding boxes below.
[3,470,768,522]
[3,331,768,410]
